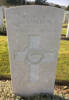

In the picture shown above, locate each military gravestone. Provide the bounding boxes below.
[66,20,69,38]
[6,5,64,96]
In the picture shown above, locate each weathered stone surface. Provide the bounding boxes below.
[0,7,3,26]
[6,5,64,96]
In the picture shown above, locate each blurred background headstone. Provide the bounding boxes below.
[66,20,69,38]
[0,7,3,26]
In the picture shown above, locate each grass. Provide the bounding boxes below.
[56,40,69,81]
[62,24,67,36]
[0,36,69,82]
[62,28,67,36]
[0,36,10,78]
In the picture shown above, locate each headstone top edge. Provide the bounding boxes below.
[5,5,64,12]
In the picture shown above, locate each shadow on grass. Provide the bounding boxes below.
[61,35,69,40]
[14,93,69,100]
[0,75,11,80]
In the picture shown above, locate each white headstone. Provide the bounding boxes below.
[6,5,64,96]
[64,11,69,24]
[66,20,69,38]
[0,7,3,26]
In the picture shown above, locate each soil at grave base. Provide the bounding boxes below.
[0,80,69,100]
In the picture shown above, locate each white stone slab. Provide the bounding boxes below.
[0,7,3,26]
[6,5,64,96]
[66,20,69,38]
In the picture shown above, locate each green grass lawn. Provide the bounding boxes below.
[62,24,67,35]
[62,28,67,36]
[0,36,10,78]
[0,36,69,82]
[56,40,69,81]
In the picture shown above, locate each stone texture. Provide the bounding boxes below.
[6,5,64,96]
[66,20,69,38]
[0,7,3,26]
